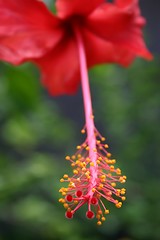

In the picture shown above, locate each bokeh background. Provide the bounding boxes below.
[0,0,160,240]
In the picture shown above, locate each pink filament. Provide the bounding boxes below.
[74,28,98,193]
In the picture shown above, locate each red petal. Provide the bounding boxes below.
[86,0,152,60]
[56,0,104,18]
[82,29,135,67]
[34,37,80,96]
[0,0,63,64]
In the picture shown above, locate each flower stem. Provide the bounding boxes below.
[74,28,98,192]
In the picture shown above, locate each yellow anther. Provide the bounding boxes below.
[111,159,116,164]
[60,178,64,182]
[100,175,106,179]
[96,214,101,219]
[83,143,87,148]
[99,146,103,150]
[82,162,86,167]
[90,162,94,167]
[97,160,100,164]
[63,174,68,178]
[62,192,66,196]
[98,157,102,161]
[115,202,122,208]
[65,156,70,160]
[97,140,101,144]
[101,217,106,221]
[97,221,102,226]
[107,153,111,157]
[111,182,116,187]
[72,155,76,160]
[98,210,102,215]
[82,167,86,171]
[86,146,89,150]
[116,168,121,175]
[77,178,81,182]
[123,175,127,180]
[86,157,90,162]
[101,137,105,141]
[121,196,126,201]
[76,145,81,150]
[58,198,63,203]
[73,169,78,175]
[119,177,126,183]
[81,129,85,134]
[76,160,80,165]
[69,182,75,187]
[92,188,96,192]
[74,200,78,204]
[63,203,69,208]
[71,163,75,167]
[78,154,81,158]
[104,144,109,148]
[93,148,97,152]
[99,183,103,188]
[101,179,106,183]
[105,209,109,214]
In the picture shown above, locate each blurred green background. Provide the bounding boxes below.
[0,1,160,240]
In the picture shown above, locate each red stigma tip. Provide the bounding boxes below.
[76,190,82,197]
[86,210,95,219]
[65,211,73,219]
[91,197,98,205]
[66,194,73,202]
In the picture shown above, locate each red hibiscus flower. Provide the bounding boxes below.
[0,0,152,95]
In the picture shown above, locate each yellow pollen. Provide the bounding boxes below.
[65,156,70,160]
[72,155,76,160]
[96,214,101,219]
[104,144,109,148]
[63,174,68,178]
[101,137,105,141]
[98,210,102,215]
[111,182,116,187]
[63,203,69,208]
[105,209,109,214]
[90,162,94,167]
[76,145,81,150]
[86,146,89,150]
[121,196,126,201]
[81,129,85,134]
[107,153,111,157]
[101,217,106,221]
[97,221,102,226]
[115,202,122,208]
[60,178,64,182]
[92,188,96,192]
[73,169,78,175]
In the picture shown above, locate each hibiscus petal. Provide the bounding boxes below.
[0,0,63,64]
[34,37,80,96]
[86,0,152,60]
[56,0,104,18]
[81,28,135,68]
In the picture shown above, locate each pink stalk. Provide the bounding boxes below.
[74,28,98,192]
